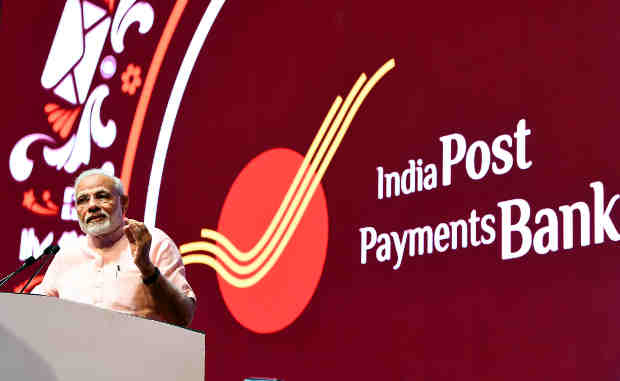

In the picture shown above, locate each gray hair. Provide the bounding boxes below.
[74,168,125,197]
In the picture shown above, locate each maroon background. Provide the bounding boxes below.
[2,1,620,380]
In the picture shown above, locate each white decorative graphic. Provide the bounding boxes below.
[101,161,115,176]
[41,0,111,105]
[43,84,117,173]
[111,0,155,54]
[100,55,117,79]
[43,135,76,171]
[10,0,156,262]
[19,228,54,260]
[9,134,56,182]
[11,0,156,183]
[89,85,117,148]
[61,187,78,221]
[82,0,107,29]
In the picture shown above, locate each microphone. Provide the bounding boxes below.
[42,244,60,256]
[18,245,60,294]
[0,244,60,289]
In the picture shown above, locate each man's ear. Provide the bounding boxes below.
[121,195,129,214]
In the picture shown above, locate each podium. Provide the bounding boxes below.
[0,292,205,380]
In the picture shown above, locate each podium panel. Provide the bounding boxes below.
[0,292,204,381]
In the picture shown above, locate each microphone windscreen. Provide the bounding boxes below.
[43,244,60,256]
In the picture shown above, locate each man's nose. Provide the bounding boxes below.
[87,198,100,212]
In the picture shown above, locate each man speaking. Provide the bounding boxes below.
[35,169,196,327]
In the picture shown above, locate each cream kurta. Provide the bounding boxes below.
[34,227,196,322]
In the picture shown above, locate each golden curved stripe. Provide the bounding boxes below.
[181,252,250,285]
[197,74,367,275]
[181,252,212,265]
[198,95,343,263]
[181,58,396,288]
[238,58,397,287]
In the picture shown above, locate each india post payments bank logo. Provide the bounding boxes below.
[7,0,395,334]
[180,59,395,333]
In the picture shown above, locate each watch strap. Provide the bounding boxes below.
[142,266,160,285]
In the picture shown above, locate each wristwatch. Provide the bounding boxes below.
[142,267,160,285]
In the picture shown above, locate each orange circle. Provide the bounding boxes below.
[216,148,329,333]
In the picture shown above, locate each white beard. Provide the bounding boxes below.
[79,208,122,236]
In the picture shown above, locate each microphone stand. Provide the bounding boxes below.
[19,246,59,293]
[0,245,60,290]
[0,257,36,289]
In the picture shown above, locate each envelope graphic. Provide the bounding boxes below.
[41,0,111,105]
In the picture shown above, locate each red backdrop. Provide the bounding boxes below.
[2,1,620,380]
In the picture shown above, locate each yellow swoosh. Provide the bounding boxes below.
[194,74,366,275]
[181,58,395,287]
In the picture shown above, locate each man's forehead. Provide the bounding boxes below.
[75,175,116,194]
[75,185,114,196]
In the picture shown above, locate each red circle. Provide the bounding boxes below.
[216,148,329,333]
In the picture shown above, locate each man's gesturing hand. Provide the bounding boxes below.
[123,218,155,277]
